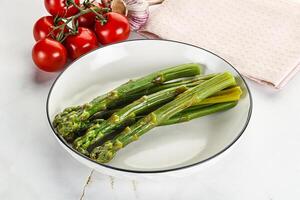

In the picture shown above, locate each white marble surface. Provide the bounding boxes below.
[1,0,300,199]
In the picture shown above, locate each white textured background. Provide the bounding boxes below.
[1,0,300,199]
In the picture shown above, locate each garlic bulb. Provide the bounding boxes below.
[125,0,149,30]
[111,0,150,31]
[110,0,165,30]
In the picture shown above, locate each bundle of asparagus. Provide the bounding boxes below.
[53,63,242,163]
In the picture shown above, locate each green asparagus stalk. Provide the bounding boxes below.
[108,73,219,108]
[120,101,238,126]
[66,86,241,134]
[80,86,242,133]
[53,63,202,139]
[73,85,190,155]
[90,72,236,163]
[80,102,237,133]
[73,76,224,154]
[134,73,219,95]
[72,87,241,142]
[160,101,238,125]
[197,86,242,105]
[65,75,222,141]
[60,74,219,130]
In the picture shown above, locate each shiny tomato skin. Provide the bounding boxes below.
[32,38,67,72]
[77,12,96,29]
[33,16,67,41]
[64,27,99,60]
[77,3,103,29]
[94,12,130,45]
[44,0,80,17]
[33,16,54,41]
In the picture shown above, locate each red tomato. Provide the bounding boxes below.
[32,38,67,72]
[44,0,80,17]
[77,3,103,29]
[94,12,130,45]
[64,27,99,60]
[33,16,66,41]
[77,12,95,29]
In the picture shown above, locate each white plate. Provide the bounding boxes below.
[47,39,252,178]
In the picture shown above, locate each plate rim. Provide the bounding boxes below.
[46,39,253,174]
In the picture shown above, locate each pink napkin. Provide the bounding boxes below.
[141,0,300,88]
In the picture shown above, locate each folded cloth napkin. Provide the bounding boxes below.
[140,0,300,88]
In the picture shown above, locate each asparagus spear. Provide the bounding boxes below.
[74,85,190,155]
[53,63,202,139]
[90,72,236,163]
[72,86,241,142]
[198,86,242,105]
[80,102,237,133]
[108,73,218,108]
[79,86,242,133]
[67,75,224,141]
[160,101,238,125]
[60,74,219,128]
[74,76,224,154]
[84,101,238,129]
[132,73,219,96]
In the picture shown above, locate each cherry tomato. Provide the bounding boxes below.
[94,12,130,45]
[44,0,80,17]
[77,3,103,29]
[32,38,67,72]
[33,16,67,41]
[64,27,99,60]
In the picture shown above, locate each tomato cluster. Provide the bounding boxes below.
[32,0,130,72]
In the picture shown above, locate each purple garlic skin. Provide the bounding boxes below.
[124,0,150,30]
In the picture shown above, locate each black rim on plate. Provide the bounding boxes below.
[46,39,253,174]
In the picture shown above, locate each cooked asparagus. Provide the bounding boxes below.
[160,101,238,125]
[71,86,242,143]
[83,86,242,130]
[73,85,189,155]
[53,63,202,139]
[108,73,218,108]
[90,72,236,163]
[74,76,229,155]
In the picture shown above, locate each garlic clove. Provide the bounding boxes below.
[111,0,128,16]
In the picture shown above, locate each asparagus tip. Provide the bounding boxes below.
[91,141,116,163]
